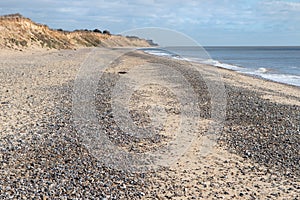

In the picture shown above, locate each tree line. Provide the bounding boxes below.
[56,28,111,35]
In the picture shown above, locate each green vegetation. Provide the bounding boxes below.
[103,30,111,35]
[93,29,102,33]
[8,38,28,47]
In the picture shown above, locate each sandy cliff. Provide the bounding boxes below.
[0,13,151,50]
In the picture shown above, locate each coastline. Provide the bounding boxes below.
[0,47,299,199]
[141,49,300,105]
[141,46,300,88]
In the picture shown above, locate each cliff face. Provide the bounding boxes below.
[0,14,151,50]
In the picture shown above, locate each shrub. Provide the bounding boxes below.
[103,30,111,35]
[93,29,102,33]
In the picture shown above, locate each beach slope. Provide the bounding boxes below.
[0,48,299,199]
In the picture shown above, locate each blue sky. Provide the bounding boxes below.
[1,0,300,46]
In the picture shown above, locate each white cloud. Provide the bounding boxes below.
[263,0,300,11]
[0,0,299,45]
[261,0,300,16]
[258,0,300,31]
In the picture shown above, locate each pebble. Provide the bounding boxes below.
[0,49,299,199]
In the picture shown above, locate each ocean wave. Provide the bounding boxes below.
[202,60,300,87]
[141,48,300,87]
[200,59,245,71]
[256,67,271,73]
[142,50,172,57]
[255,73,300,87]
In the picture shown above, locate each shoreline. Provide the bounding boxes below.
[0,47,299,199]
[140,49,300,104]
[140,47,300,88]
[209,60,300,89]
[214,64,300,89]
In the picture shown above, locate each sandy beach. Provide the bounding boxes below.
[0,48,299,199]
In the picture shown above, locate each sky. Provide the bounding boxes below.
[1,0,300,46]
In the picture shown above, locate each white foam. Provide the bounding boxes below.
[187,59,300,87]
[212,61,244,71]
[143,50,171,57]
[260,73,300,87]
[256,67,269,73]
[142,49,300,87]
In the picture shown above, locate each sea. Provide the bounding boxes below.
[140,46,300,87]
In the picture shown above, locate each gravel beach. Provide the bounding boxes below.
[0,48,299,199]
